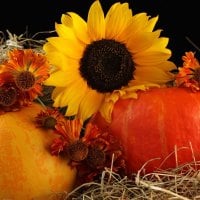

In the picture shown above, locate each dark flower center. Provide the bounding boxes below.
[43,116,57,129]
[67,140,88,162]
[86,147,105,168]
[0,87,17,106]
[80,39,135,93]
[193,67,200,83]
[15,71,35,91]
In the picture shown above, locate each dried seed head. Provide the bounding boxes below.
[67,140,88,162]
[0,87,17,106]
[193,67,200,83]
[15,71,35,91]
[86,147,106,169]
[42,116,57,129]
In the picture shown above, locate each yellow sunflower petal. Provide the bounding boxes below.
[143,16,159,32]
[57,81,87,115]
[99,90,125,123]
[47,37,83,59]
[55,23,77,41]
[67,12,91,44]
[44,51,68,70]
[99,99,115,123]
[61,13,73,27]
[129,13,149,33]
[87,0,105,41]
[144,37,170,54]
[44,71,69,87]
[52,80,88,115]
[133,51,171,66]
[134,67,175,84]
[105,2,132,40]
[52,87,66,107]
[137,61,177,71]
[64,82,88,116]
[78,89,104,121]
[51,87,65,100]
[44,51,79,71]
[127,30,161,53]
[43,42,56,54]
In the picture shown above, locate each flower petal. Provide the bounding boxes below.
[61,13,73,27]
[52,79,88,115]
[144,37,170,54]
[143,16,159,32]
[133,51,172,66]
[44,71,69,87]
[78,89,104,121]
[87,0,105,41]
[67,12,91,44]
[127,30,161,53]
[134,66,175,84]
[55,23,77,40]
[44,62,80,87]
[47,37,84,59]
[105,3,132,40]
[137,61,177,71]
[125,13,149,36]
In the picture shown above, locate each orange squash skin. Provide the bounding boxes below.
[0,103,76,200]
[92,87,200,174]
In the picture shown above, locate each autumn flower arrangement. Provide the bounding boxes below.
[1,0,200,199]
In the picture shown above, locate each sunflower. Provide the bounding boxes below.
[43,0,176,122]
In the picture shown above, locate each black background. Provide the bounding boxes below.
[0,0,199,66]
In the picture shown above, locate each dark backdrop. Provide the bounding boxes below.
[0,0,199,66]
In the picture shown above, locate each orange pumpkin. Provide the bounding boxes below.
[91,87,200,174]
[0,103,76,200]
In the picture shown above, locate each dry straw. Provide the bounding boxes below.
[1,31,200,200]
[63,156,200,200]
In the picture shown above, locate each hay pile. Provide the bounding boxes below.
[63,161,200,200]
[1,31,200,200]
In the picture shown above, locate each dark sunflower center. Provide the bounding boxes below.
[15,71,35,91]
[80,39,135,93]
[193,67,200,83]
[43,117,57,129]
[86,147,105,168]
[0,87,17,106]
[67,140,88,162]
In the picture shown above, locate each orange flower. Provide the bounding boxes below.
[50,118,126,185]
[175,51,200,91]
[0,71,22,113]
[35,107,66,129]
[0,49,50,113]
[2,48,50,100]
[51,118,83,157]
[77,123,126,184]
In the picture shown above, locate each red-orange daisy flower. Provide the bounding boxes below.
[51,118,83,157]
[175,51,200,91]
[50,117,126,185]
[77,123,126,184]
[35,107,66,129]
[2,48,50,100]
[0,71,21,113]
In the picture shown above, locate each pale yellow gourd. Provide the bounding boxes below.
[0,103,76,200]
